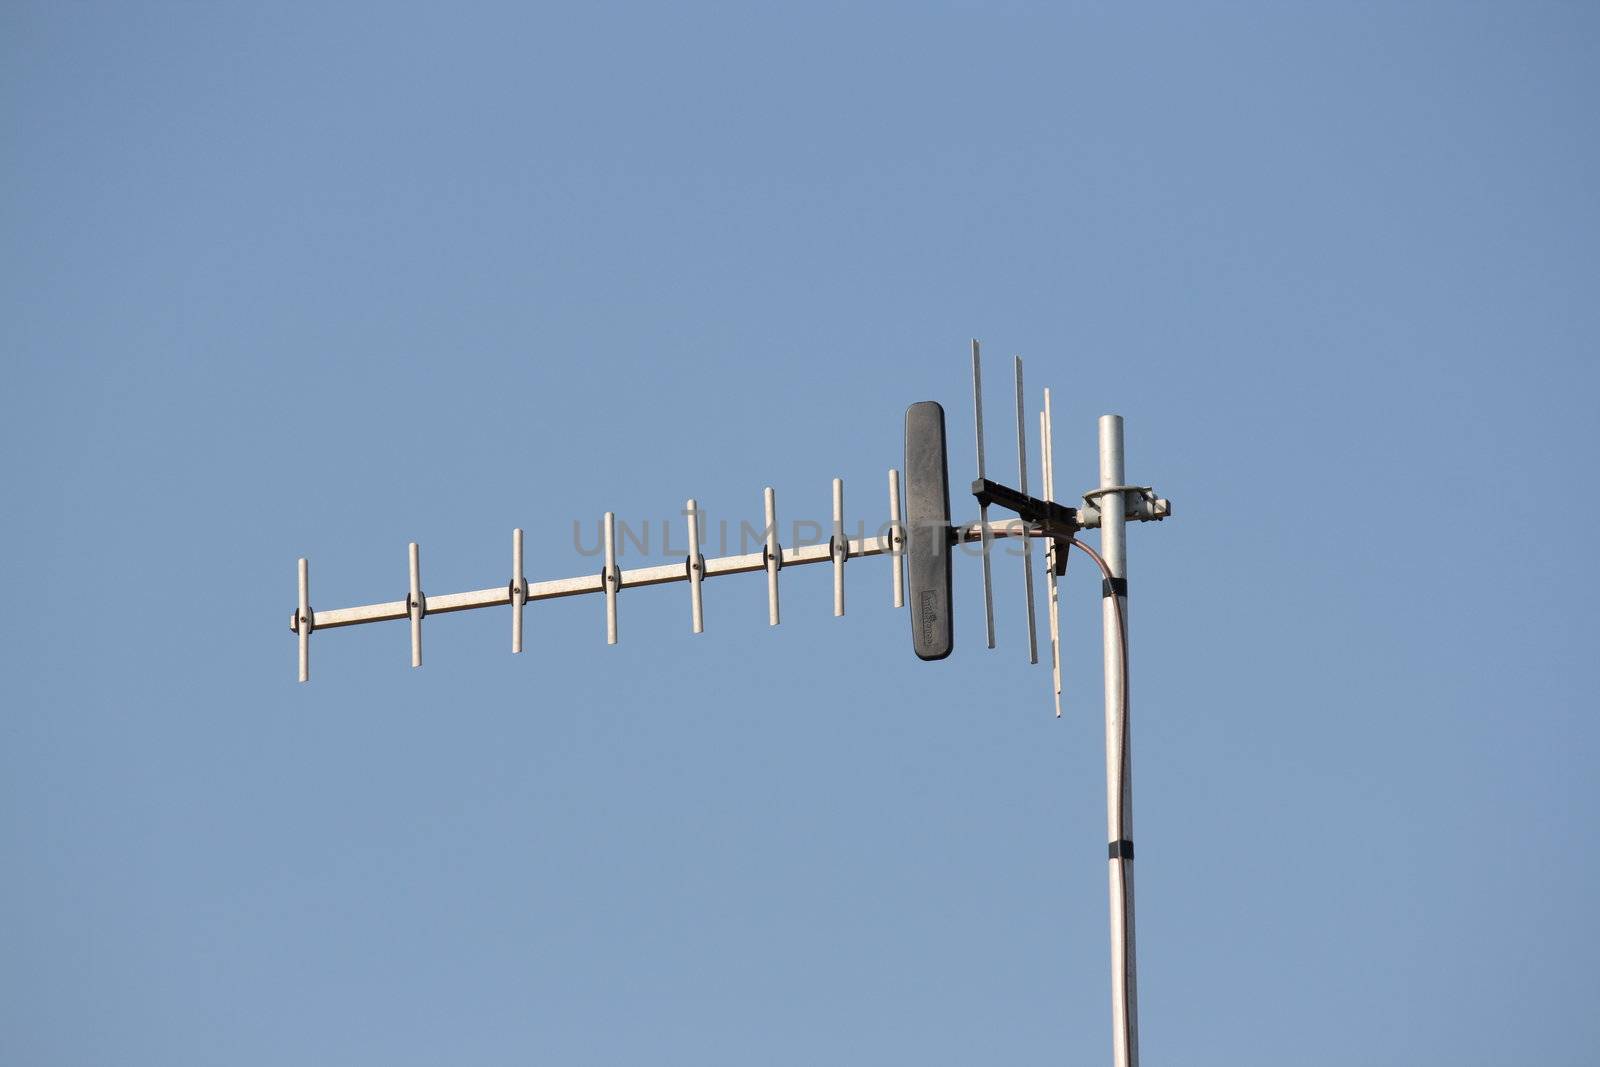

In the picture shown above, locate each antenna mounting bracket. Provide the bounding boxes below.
[970,478,1080,539]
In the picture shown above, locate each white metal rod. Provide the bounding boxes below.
[832,478,845,617]
[764,487,780,626]
[512,528,526,653]
[603,511,618,645]
[686,498,704,634]
[972,339,996,648]
[435,587,541,612]
[887,468,904,609]
[408,542,422,668]
[1042,396,1054,503]
[697,550,763,580]
[300,600,408,629]
[1014,355,1038,664]
[1098,413,1139,1067]
[297,558,309,683]
[1042,404,1062,717]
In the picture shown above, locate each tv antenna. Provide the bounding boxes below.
[287,341,1171,1067]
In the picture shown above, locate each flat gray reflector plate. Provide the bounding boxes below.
[904,401,954,660]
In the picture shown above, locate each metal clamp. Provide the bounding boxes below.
[1082,484,1154,504]
[1081,484,1170,524]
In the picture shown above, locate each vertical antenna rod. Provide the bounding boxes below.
[511,528,527,653]
[408,542,423,668]
[686,499,704,634]
[971,340,996,648]
[1041,397,1062,717]
[1099,414,1140,1067]
[887,468,904,609]
[297,558,310,683]
[764,487,781,626]
[832,478,846,616]
[1013,356,1038,664]
[603,512,619,645]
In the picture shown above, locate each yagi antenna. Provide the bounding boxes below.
[286,342,1172,1067]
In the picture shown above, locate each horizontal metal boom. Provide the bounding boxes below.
[290,520,1037,635]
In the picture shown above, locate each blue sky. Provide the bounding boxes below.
[3,3,1597,1064]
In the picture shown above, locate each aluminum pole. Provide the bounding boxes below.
[1098,414,1139,1067]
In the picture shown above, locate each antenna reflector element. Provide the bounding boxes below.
[904,401,954,661]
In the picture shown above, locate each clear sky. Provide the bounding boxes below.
[4,3,1597,1064]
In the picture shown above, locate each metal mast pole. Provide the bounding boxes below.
[1098,414,1140,1067]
